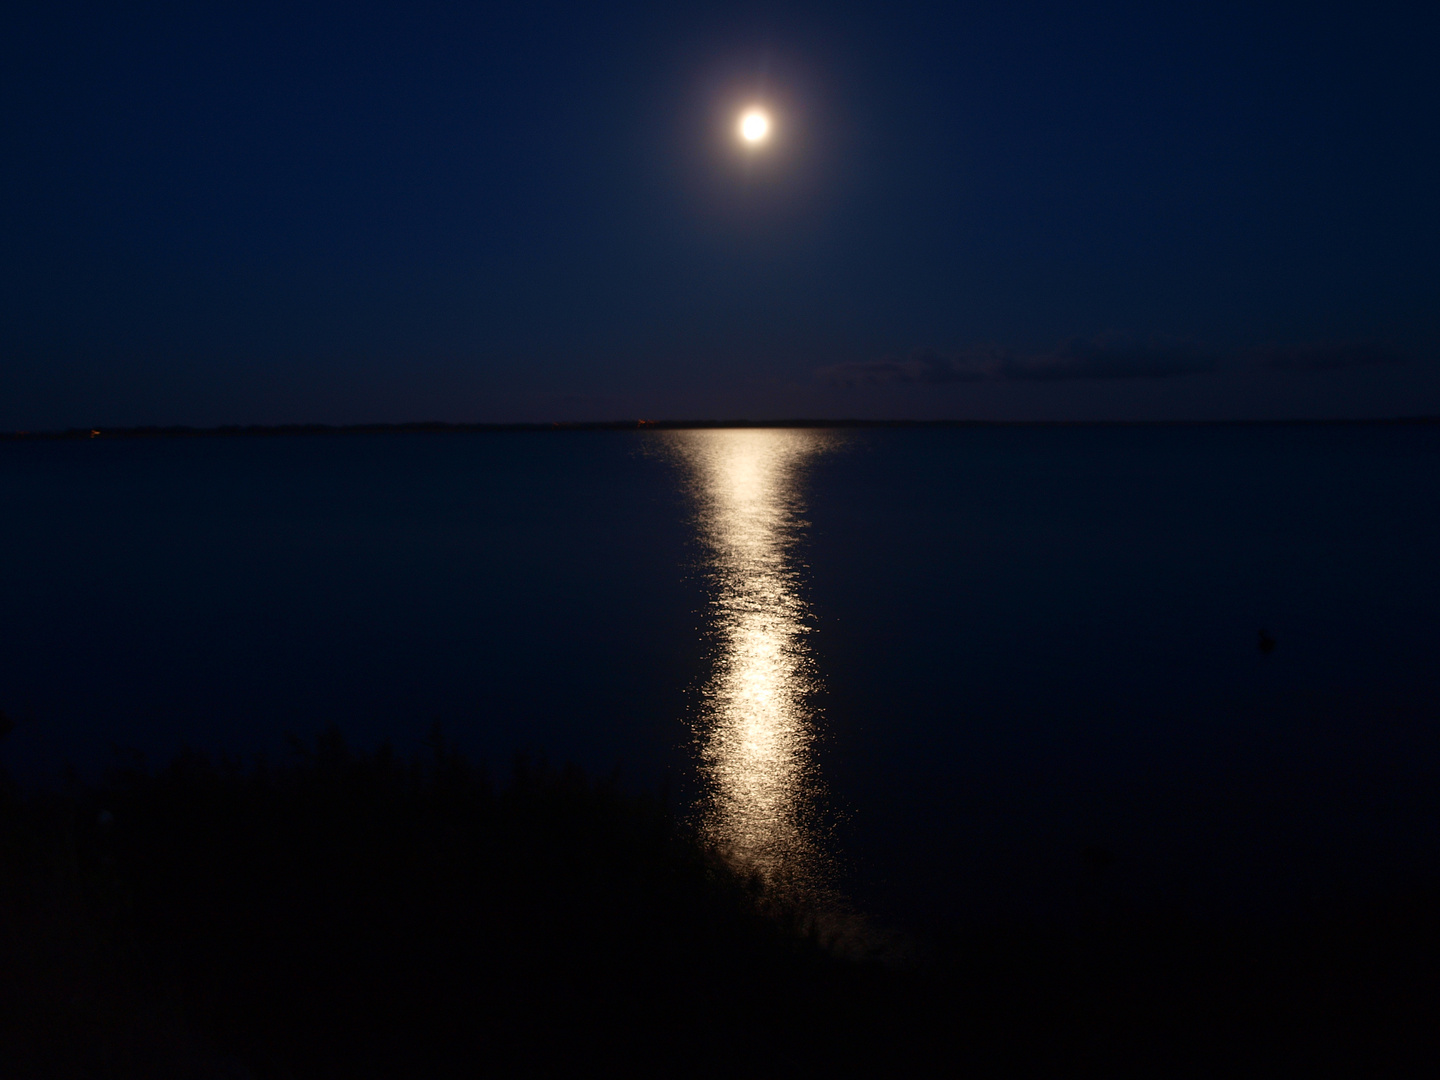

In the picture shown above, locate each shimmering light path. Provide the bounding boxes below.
[664,428,840,893]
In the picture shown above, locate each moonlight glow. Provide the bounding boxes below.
[738,109,771,144]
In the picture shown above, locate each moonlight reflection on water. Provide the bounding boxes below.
[663,428,842,896]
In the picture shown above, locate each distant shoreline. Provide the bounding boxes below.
[4,415,1439,440]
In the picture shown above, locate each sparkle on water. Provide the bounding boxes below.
[738,109,770,144]
[663,428,840,897]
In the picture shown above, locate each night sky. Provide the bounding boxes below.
[3,1,1437,428]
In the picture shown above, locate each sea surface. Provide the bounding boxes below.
[3,424,1439,931]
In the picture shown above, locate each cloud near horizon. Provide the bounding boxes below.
[817,337,1214,388]
[1252,342,1404,373]
[818,338,1408,388]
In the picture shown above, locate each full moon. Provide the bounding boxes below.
[738,109,770,144]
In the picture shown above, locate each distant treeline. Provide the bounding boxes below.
[2,724,1439,1077]
[4,416,1438,441]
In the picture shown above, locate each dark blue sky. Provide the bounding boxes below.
[3,1,1437,426]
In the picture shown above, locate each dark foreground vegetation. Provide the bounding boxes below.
[3,725,1439,1078]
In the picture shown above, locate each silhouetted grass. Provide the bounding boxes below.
[2,727,892,1078]
[3,724,1440,1078]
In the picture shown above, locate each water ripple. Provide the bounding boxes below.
[662,428,842,896]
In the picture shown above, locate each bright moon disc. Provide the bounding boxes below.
[739,109,770,144]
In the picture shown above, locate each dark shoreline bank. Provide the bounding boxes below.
[4,727,1439,1078]
[3,416,1438,441]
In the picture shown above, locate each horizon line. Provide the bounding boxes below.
[3,416,1439,441]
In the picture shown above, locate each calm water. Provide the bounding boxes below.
[3,425,1439,928]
